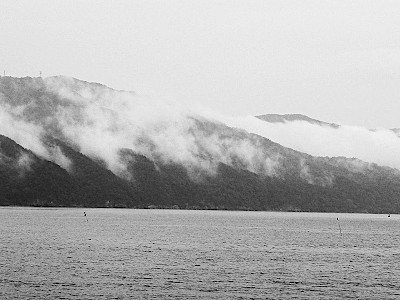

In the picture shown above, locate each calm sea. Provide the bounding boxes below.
[1,208,400,299]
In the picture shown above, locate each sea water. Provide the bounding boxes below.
[1,207,400,299]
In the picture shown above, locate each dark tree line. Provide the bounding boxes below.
[2,134,400,213]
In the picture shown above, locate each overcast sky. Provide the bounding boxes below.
[1,0,400,128]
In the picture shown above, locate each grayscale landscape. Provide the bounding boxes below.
[1,1,400,299]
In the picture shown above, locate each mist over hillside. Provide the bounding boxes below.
[1,76,400,212]
[225,113,400,170]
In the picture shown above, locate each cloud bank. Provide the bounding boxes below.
[1,75,399,185]
[0,77,282,178]
[226,115,400,170]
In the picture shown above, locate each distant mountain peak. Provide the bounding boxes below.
[44,75,134,95]
[45,75,110,89]
[390,128,400,137]
[255,114,340,128]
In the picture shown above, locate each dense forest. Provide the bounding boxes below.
[2,134,400,213]
[1,76,400,213]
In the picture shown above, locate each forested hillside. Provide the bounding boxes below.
[1,76,400,213]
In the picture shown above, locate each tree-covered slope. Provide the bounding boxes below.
[1,76,400,213]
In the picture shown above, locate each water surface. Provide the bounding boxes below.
[1,208,400,299]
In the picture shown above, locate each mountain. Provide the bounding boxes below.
[236,113,400,171]
[1,76,400,213]
[391,128,400,137]
[256,114,340,128]
[257,114,400,136]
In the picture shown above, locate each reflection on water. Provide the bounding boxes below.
[1,208,400,299]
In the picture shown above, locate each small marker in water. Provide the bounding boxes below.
[84,211,88,222]
[336,217,342,236]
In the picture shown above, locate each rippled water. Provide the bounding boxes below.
[1,208,400,299]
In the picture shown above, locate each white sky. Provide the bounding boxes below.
[1,0,400,128]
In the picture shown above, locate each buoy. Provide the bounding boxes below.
[336,217,342,236]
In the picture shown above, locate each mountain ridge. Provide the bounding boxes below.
[256,113,400,137]
[256,113,341,128]
[1,76,400,213]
